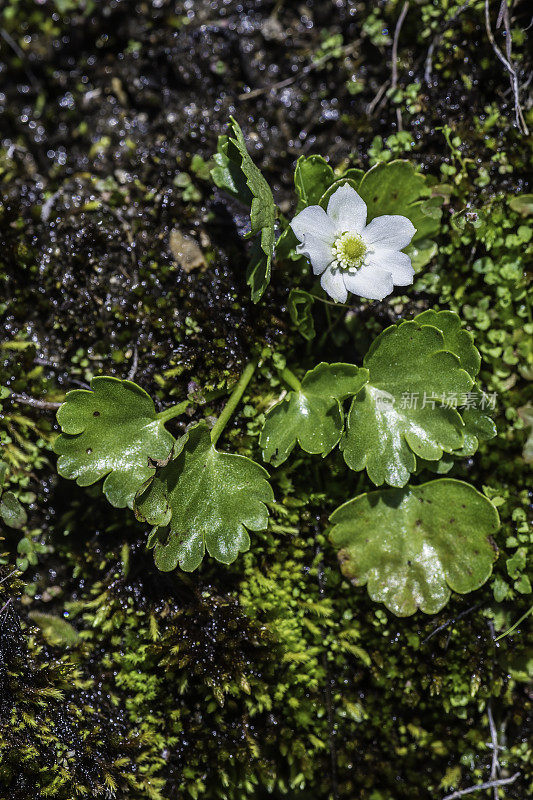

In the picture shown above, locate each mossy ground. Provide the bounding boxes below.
[0,1,531,799]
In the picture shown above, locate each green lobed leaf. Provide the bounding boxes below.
[414,310,480,377]
[415,454,455,475]
[211,117,276,303]
[413,310,495,455]
[455,400,497,457]
[0,491,27,529]
[260,363,369,467]
[54,377,177,509]
[341,321,473,487]
[329,478,500,616]
[287,288,315,341]
[135,422,273,572]
[356,161,442,264]
[358,159,436,234]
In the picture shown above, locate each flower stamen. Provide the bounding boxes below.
[332,232,367,272]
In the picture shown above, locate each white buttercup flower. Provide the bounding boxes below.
[290,183,416,303]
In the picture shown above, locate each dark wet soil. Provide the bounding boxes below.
[2,0,529,396]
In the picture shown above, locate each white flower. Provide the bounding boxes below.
[290,183,416,303]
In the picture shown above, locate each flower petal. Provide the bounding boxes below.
[366,249,415,285]
[343,264,394,301]
[320,266,348,303]
[362,215,416,250]
[290,205,336,245]
[326,183,367,234]
[296,234,334,275]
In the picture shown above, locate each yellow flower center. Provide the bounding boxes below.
[332,232,367,271]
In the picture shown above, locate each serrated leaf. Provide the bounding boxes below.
[211,117,276,303]
[29,611,80,647]
[356,161,442,260]
[287,288,315,340]
[455,402,497,456]
[341,321,473,487]
[135,422,273,572]
[261,363,369,467]
[415,454,455,475]
[329,479,500,616]
[54,377,177,509]
[413,311,495,455]
[211,135,253,203]
[248,231,275,303]
[0,491,27,529]
[413,310,480,377]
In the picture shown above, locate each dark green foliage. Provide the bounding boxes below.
[54,377,178,509]
[0,0,531,798]
[136,421,273,571]
[329,479,500,615]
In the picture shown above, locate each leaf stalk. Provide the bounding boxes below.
[279,366,301,392]
[156,400,189,424]
[210,360,258,446]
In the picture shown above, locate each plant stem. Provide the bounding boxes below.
[156,399,189,424]
[9,393,62,411]
[210,360,257,446]
[310,292,352,308]
[495,604,533,641]
[279,366,301,392]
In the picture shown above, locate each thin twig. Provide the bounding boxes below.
[422,603,480,644]
[366,79,390,115]
[486,701,500,799]
[9,393,62,411]
[442,772,520,800]
[495,604,533,641]
[0,569,19,586]
[0,598,13,617]
[238,40,359,101]
[127,345,139,381]
[391,1,409,131]
[496,0,506,30]
[484,0,528,134]
[0,28,41,94]
[425,0,473,84]
[41,190,61,223]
